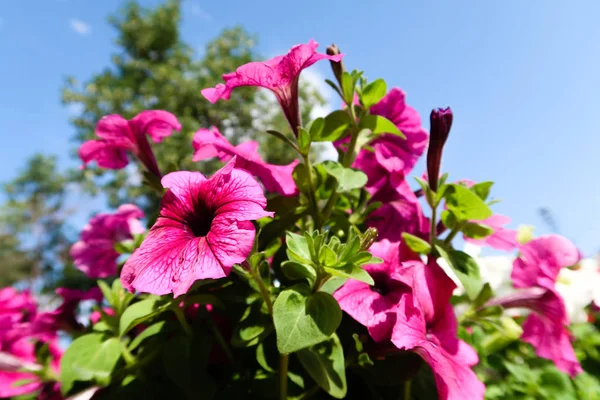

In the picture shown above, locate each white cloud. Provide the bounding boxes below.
[191,3,212,21]
[70,18,91,36]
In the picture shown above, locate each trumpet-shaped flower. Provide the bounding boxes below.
[121,157,273,297]
[79,110,181,177]
[71,204,145,278]
[201,40,342,135]
[192,126,298,196]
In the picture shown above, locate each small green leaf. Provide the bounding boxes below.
[311,110,352,142]
[319,245,338,267]
[297,127,311,154]
[444,184,492,221]
[281,261,317,284]
[462,222,493,239]
[266,129,299,151]
[472,283,493,308]
[358,115,405,138]
[128,321,168,350]
[441,210,457,230]
[119,297,168,337]
[435,246,483,300]
[324,264,374,286]
[60,334,122,395]
[322,161,368,192]
[97,280,114,309]
[470,181,494,200]
[273,285,342,354]
[361,79,387,109]
[340,72,355,105]
[286,232,313,264]
[297,334,347,399]
[292,163,311,194]
[401,233,432,254]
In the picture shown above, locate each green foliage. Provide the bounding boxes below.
[297,334,347,398]
[322,161,368,193]
[435,245,483,300]
[444,183,493,222]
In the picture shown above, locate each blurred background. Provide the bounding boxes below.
[1,0,599,292]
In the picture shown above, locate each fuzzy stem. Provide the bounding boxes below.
[279,353,289,400]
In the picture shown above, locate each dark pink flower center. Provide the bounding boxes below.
[370,271,404,296]
[188,212,214,237]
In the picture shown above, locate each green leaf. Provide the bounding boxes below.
[297,127,311,154]
[401,233,431,254]
[322,161,368,192]
[60,333,122,395]
[319,245,338,267]
[358,115,405,138]
[435,246,483,300]
[281,261,317,284]
[292,163,311,194]
[470,181,494,200]
[119,297,168,337]
[361,79,387,109]
[286,232,312,264]
[266,129,299,152]
[444,184,492,221]
[311,110,352,142]
[472,283,493,308]
[462,222,493,239]
[324,264,374,286]
[273,285,342,354]
[539,366,576,400]
[340,72,355,105]
[128,321,168,350]
[97,280,114,308]
[441,210,457,230]
[297,334,347,399]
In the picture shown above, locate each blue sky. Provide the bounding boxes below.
[1,0,599,255]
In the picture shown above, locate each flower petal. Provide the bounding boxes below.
[79,139,130,170]
[130,110,182,143]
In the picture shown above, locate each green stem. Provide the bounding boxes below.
[303,153,322,230]
[205,311,235,363]
[279,353,289,400]
[404,379,412,400]
[249,266,273,316]
[172,306,193,337]
[120,342,136,366]
[443,222,465,246]
[429,205,437,247]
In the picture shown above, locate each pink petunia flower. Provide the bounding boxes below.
[79,110,181,177]
[350,88,429,192]
[0,288,37,324]
[71,204,145,279]
[488,287,582,376]
[33,287,103,333]
[334,240,411,342]
[391,261,485,400]
[512,234,580,290]
[367,178,429,243]
[121,157,273,297]
[464,214,518,251]
[192,126,299,196]
[201,40,343,136]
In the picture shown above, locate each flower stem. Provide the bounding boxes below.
[429,205,437,247]
[247,263,273,316]
[120,342,136,366]
[205,312,235,363]
[279,353,289,400]
[403,379,412,400]
[302,153,322,230]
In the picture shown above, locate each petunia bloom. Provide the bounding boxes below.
[334,240,411,342]
[192,126,298,196]
[79,110,181,177]
[511,234,580,290]
[121,157,273,297]
[201,40,343,136]
[391,261,485,400]
[367,178,429,243]
[350,88,429,192]
[489,287,582,376]
[71,204,145,279]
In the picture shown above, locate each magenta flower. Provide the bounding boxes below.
[391,261,485,400]
[0,288,36,324]
[511,234,580,290]
[351,88,429,192]
[71,204,145,279]
[192,126,299,196]
[367,178,429,242]
[464,214,517,251]
[334,240,411,342]
[201,40,343,136]
[121,157,273,297]
[33,287,103,333]
[489,287,582,376]
[79,110,181,177]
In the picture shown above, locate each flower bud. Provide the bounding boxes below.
[426,107,453,192]
[360,227,378,251]
[326,44,345,86]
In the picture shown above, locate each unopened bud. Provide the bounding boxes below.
[360,228,378,251]
[326,44,345,86]
[426,107,453,192]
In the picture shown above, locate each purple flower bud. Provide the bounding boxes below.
[326,44,345,86]
[426,107,453,191]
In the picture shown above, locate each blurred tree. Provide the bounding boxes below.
[63,0,325,213]
[0,155,73,287]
